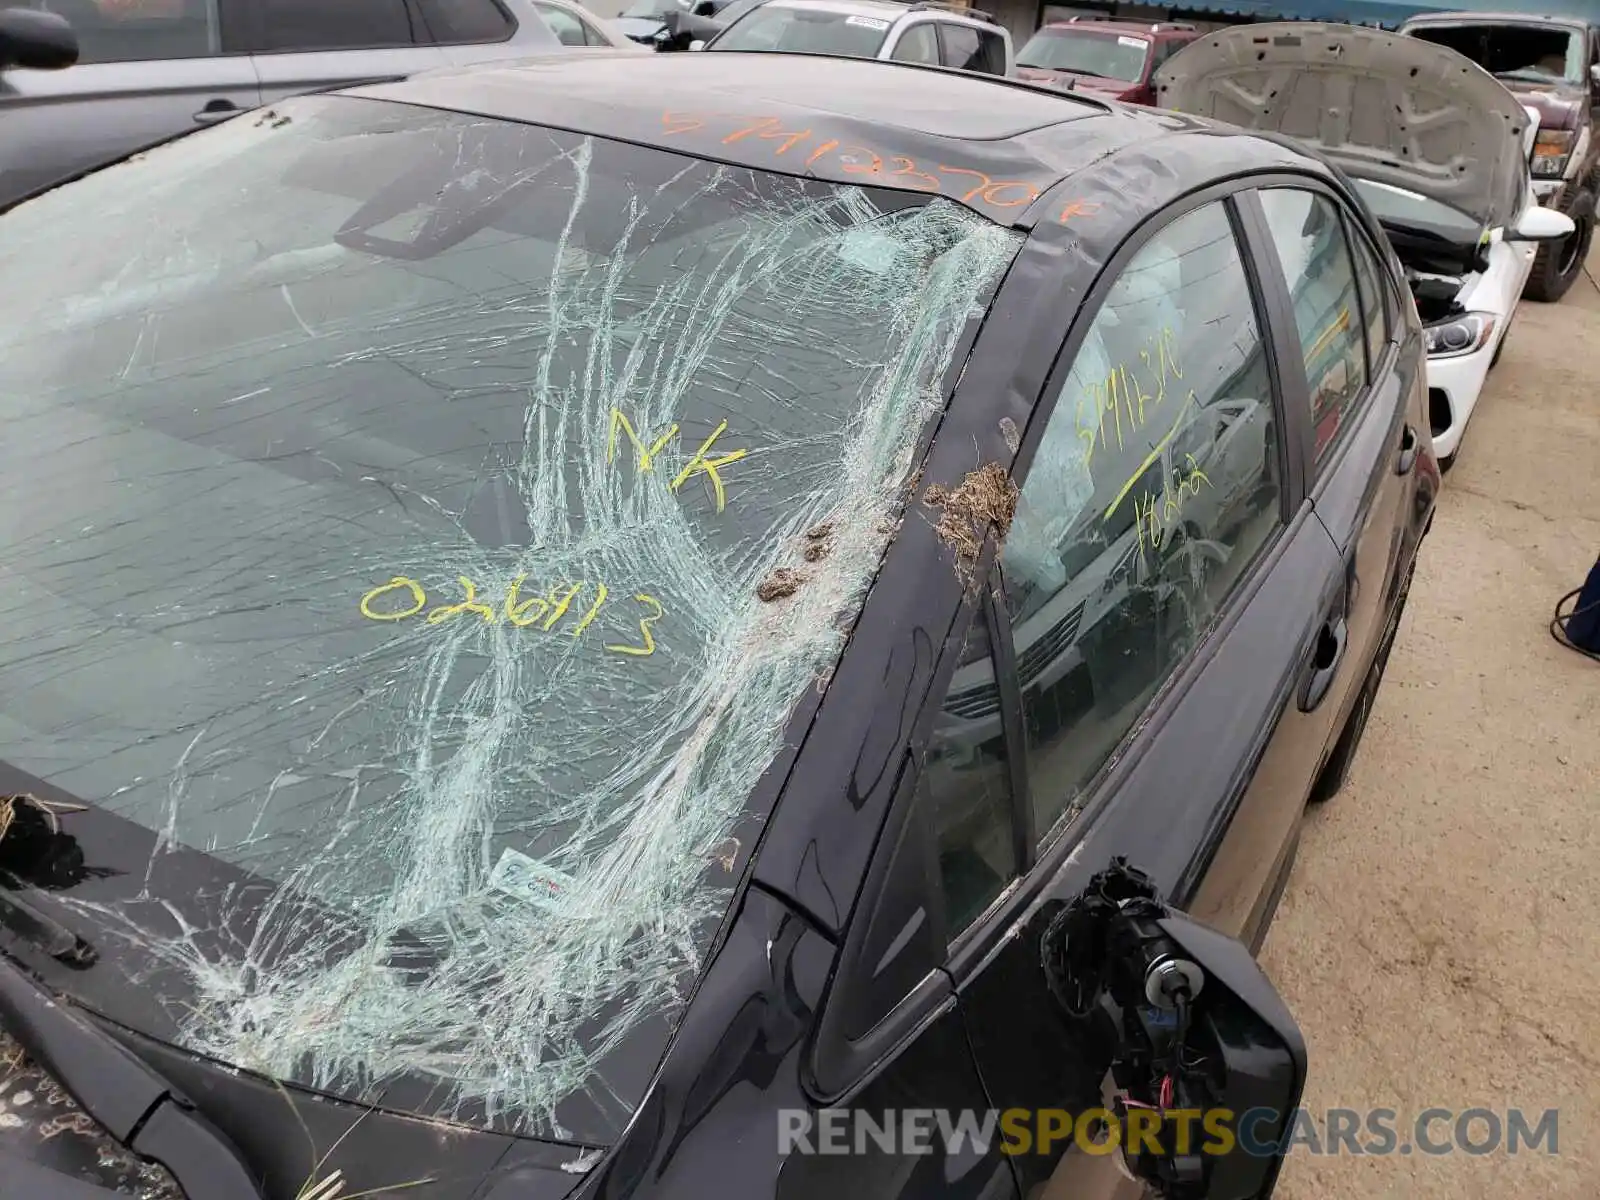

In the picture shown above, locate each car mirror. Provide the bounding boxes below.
[660,8,723,46]
[1041,858,1306,1199]
[0,7,78,71]
[1507,205,1576,243]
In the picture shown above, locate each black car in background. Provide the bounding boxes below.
[0,50,1437,1200]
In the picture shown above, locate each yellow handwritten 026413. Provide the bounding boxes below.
[1075,325,1184,468]
[359,575,663,658]
[607,408,746,514]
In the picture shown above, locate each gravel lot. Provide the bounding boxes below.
[1262,246,1600,1198]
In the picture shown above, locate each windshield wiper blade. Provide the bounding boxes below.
[0,954,264,1200]
[0,887,96,968]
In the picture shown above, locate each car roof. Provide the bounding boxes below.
[339,52,1311,224]
[743,0,995,24]
[751,0,920,17]
[1035,18,1194,39]
[1402,10,1586,26]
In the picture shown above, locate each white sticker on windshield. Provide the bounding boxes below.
[847,15,890,29]
[1118,35,1145,48]
[489,848,577,913]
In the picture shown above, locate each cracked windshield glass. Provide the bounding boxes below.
[0,94,1020,1140]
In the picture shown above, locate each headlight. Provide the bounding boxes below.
[1423,312,1496,359]
[1532,130,1574,179]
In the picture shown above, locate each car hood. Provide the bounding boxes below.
[1155,22,1531,232]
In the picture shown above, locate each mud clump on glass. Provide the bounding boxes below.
[757,567,807,602]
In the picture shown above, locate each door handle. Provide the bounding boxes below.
[192,99,242,124]
[1299,617,1347,713]
[1396,423,1419,475]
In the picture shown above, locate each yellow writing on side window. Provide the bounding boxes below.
[1132,456,1213,557]
[1075,326,1184,467]
[358,575,664,657]
[606,408,748,513]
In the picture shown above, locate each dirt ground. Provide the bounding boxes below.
[1260,246,1600,1197]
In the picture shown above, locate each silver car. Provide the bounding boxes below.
[0,0,634,211]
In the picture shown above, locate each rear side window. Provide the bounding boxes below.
[938,22,1006,75]
[256,0,416,50]
[415,0,515,42]
[32,0,218,63]
[1344,217,1391,382]
[1257,189,1368,467]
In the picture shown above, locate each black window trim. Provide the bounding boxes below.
[230,0,423,54]
[233,0,519,54]
[807,176,1312,1088]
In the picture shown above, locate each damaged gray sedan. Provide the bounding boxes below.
[0,50,1435,1200]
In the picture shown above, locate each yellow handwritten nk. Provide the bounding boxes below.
[607,408,747,513]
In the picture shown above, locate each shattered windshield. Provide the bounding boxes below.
[0,94,1020,1140]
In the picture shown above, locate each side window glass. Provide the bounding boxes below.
[1257,189,1368,466]
[928,601,1018,937]
[35,0,217,64]
[256,0,415,50]
[534,2,588,45]
[1345,216,1390,382]
[890,23,939,65]
[974,29,1007,74]
[414,0,514,42]
[1001,200,1283,847]
[937,23,982,71]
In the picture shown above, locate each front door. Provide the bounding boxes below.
[949,189,1343,1199]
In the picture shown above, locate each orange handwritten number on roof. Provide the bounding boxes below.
[837,146,885,177]
[1057,199,1104,224]
[936,165,992,203]
[662,111,706,136]
[724,117,813,155]
[888,158,941,192]
[982,180,1040,209]
[804,139,841,168]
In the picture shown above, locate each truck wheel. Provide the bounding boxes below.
[1524,186,1595,303]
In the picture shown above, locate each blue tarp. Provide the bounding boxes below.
[1172,0,1600,30]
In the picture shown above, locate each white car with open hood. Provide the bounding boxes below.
[1155,22,1574,467]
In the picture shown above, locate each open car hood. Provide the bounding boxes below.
[1155,22,1530,232]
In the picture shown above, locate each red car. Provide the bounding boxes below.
[1016,16,1198,106]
